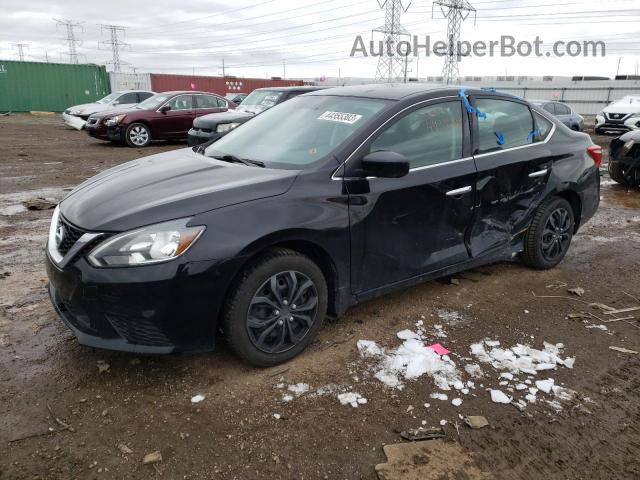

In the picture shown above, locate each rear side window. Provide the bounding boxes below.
[195,95,221,109]
[555,103,571,115]
[138,92,154,102]
[370,101,464,169]
[475,99,535,154]
[543,103,556,115]
[216,97,228,107]
[533,112,554,142]
[117,92,138,104]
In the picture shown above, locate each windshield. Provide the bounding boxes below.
[97,93,120,104]
[206,95,388,169]
[136,93,174,110]
[237,90,284,114]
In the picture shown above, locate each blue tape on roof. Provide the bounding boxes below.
[481,87,497,93]
[459,88,487,119]
[495,131,505,145]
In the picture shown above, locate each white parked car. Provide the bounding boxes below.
[62,90,155,130]
[595,95,640,134]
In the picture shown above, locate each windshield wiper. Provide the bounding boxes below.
[212,154,265,168]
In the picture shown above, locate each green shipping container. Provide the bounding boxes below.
[0,60,110,113]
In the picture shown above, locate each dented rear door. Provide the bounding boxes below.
[469,96,555,257]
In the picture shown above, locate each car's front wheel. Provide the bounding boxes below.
[608,160,635,187]
[222,248,328,367]
[521,197,575,270]
[125,122,151,147]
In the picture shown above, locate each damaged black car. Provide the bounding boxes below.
[609,130,640,187]
[46,84,601,366]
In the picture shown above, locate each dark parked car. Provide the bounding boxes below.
[86,91,235,147]
[188,86,324,146]
[529,100,584,131]
[225,92,248,104]
[46,84,600,366]
[609,130,640,186]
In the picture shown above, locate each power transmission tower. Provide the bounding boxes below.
[99,24,130,72]
[373,0,412,83]
[433,0,476,85]
[54,19,83,64]
[13,43,28,61]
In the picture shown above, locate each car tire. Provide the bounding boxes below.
[521,197,575,270]
[608,160,633,187]
[125,122,151,147]
[595,127,604,135]
[222,248,328,367]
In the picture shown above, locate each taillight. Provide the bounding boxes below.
[587,145,603,168]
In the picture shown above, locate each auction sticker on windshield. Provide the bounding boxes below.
[318,111,363,124]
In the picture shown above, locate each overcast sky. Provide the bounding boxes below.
[0,0,639,80]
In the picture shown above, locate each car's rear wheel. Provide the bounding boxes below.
[521,197,575,270]
[222,248,327,367]
[125,123,151,147]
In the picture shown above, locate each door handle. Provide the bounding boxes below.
[528,168,548,178]
[446,186,472,197]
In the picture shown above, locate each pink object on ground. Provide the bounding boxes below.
[427,343,451,356]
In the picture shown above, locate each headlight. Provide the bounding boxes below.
[597,111,604,117]
[69,109,84,116]
[106,114,126,127]
[88,218,205,267]
[216,122,240,133]
[628,113,640,119]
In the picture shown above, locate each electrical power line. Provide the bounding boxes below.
[433,0,476,85]
[99,24,130,72]
[373,0,412,83]
[54,18,83,64]
[13,43,28,61]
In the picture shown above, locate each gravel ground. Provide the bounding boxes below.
[1,115,639,480]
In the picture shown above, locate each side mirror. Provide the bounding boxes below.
[112,100,120,106]
[360,151,410,178]
[159,105,171,113]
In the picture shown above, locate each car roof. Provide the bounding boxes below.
[156,91,222,96]
[114,90,154,94]
[253,86,328,93]
[303,83,511,101]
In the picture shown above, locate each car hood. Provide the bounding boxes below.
[67,102,111,115]
[60,148,298,232]
[604,103,640,114]
[193,110,254,128]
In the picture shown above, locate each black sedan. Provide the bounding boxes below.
[187,86,325,146]
[46,84,600,366]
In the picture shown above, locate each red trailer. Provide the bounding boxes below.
[150,74,304,96]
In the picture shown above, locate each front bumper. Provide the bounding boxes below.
[596,115,640,133]
[62,113,87,131]
[187,128,223,146]
[46,251,237,354]
[85,121,109,140]
[107,125,125,143]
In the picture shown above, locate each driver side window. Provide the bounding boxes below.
[369,101,464,169]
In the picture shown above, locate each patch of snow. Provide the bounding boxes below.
[287,383,310,396]
[357,340,383,357]
[465,364,483,378]
[359,338,462,391]
[586,325,608,331]
[440,419,448,426]
[490,390,511,404]
[535,379,555,394]
[397,329,422,340]
[338,392,367,408]
[430,392,448,401]
[451,398,463,407]
[191,394,205,404]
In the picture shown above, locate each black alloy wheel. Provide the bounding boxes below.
[247,270,319,354]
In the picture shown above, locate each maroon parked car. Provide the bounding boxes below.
[85,91,235,147]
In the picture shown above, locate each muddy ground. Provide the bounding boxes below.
[1,115,639,480]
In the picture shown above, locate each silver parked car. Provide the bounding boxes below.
[529,100,584,132]
[62,90,155,130]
